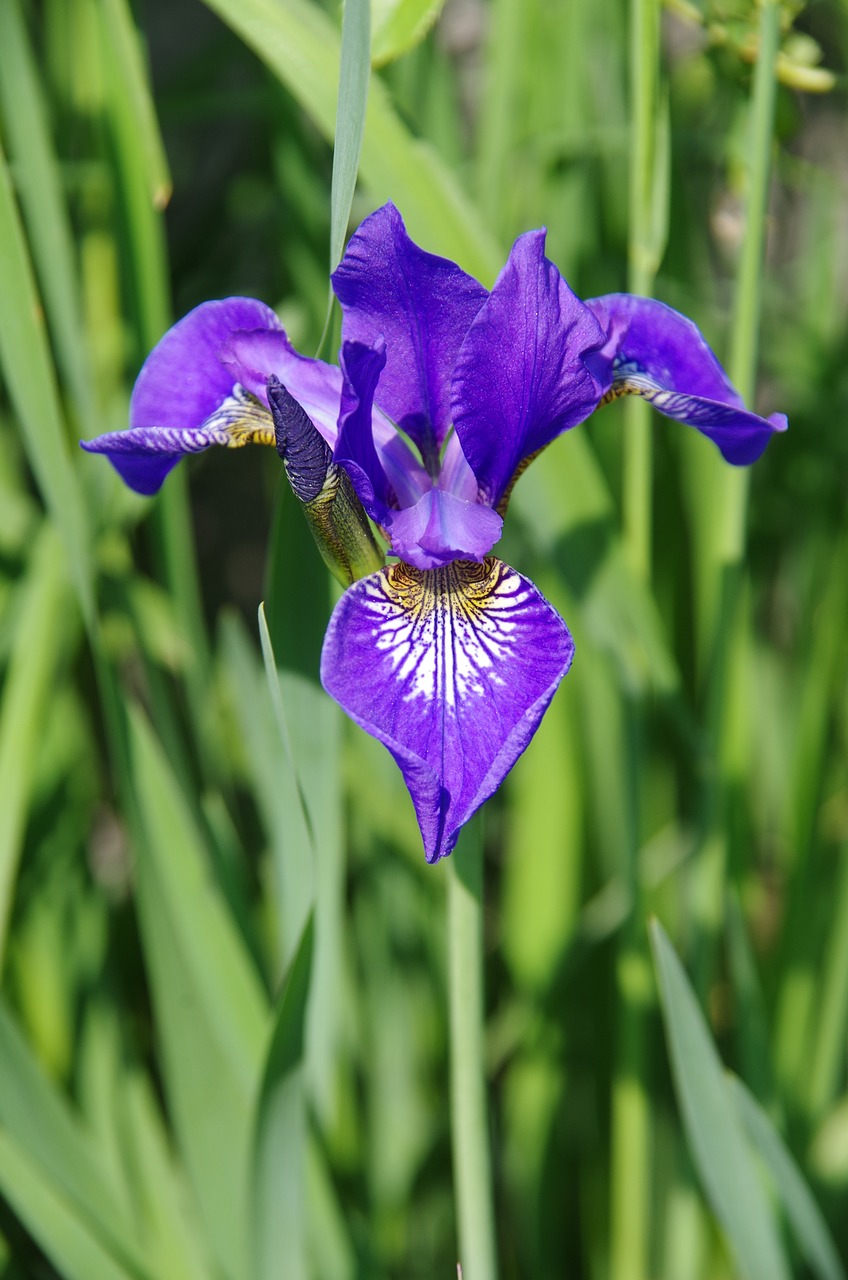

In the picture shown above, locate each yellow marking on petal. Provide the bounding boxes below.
[367,559,530,709]
[496,445,544,516]
[600,373,664,409]
[224,421,276,447]
[203,385,277,446]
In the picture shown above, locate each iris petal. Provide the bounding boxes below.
[385,490,503,570]
[586,294,787,463]
[222,328,346,447]
[452,229,606,508]
[81,388,273,495]
[331,203,488,460]
[130,298,281,432]
[321,557,573,861]
[334,339,393,521]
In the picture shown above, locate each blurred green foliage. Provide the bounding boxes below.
[1,0,847,1276]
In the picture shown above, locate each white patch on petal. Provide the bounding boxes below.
[357,560,538,713]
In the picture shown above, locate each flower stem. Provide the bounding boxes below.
[448,819,497,1280]
[610,0,662,1272]
[623,0,661,581]
[692,0,780,999]
[720,0,781,566]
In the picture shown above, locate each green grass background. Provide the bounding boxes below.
[0,0,847,1276]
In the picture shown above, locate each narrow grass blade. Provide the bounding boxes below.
[728,1075,846,1280]
[98,0,172,209]
[129,703,267,1280]
[258,602,346,1130]
[199,0,501,282]
[330,0,370,271]
[0,1130,141,1280]
[0,0,97,429]
[0,138,93,625]
[371,0,447,66]
[501,671,583,989]
[650,919,792,1280]
[0,526,68,966]
[805,844,848,1120]
[257,602,315,862]
[725,892,775,1112]
[306,1135,357,1280]
[475,0,524,234]
[251,915,314,1280]
[220,613,313,972]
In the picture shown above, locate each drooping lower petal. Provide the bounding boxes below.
[586,294,787,463]
[331,203,488,460]
[130,298,282,432]
[321,558,574,861]
[81,387,274,494]
[452,229,606,508]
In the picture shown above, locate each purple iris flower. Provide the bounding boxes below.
[82,203,785,861]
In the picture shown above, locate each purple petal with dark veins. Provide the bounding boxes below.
[385,490,503,570]
[586,294,787,464]
[222,327,346,446]
[331,203,488,458]
[82,387,274,494]
[452,230,606,507]
[130,298,281,432]
[333,339,393,521]
[321,558,573,861]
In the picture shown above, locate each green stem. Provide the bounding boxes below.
[610,0,661,1270]
[623,0,660,581]
[692,0,780,995]
[718,0,781,570]
[447,820,497,1280]
[610,937,654,1280]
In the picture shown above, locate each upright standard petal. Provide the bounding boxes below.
[321,558,573,861]
[333,339,393,521]
[586,294,787,464]
[452,230,606,508]
[331,203,488,460]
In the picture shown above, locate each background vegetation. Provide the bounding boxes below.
[1,0,847,1276]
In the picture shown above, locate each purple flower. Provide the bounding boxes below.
[82,203,785,861]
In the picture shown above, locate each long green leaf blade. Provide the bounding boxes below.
[129,704,268,1280]
[0,0,97,428]
[729,1076,846,1280]
[251,915,314,1280]
[0,526,69,966]
[0,1130,138,1280]
[0,1002,150,1278]
[330,0,370,271]
[650,920,791,1280]
[0,138,93,625]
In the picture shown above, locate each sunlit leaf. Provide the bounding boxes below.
[371,0,447,66]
